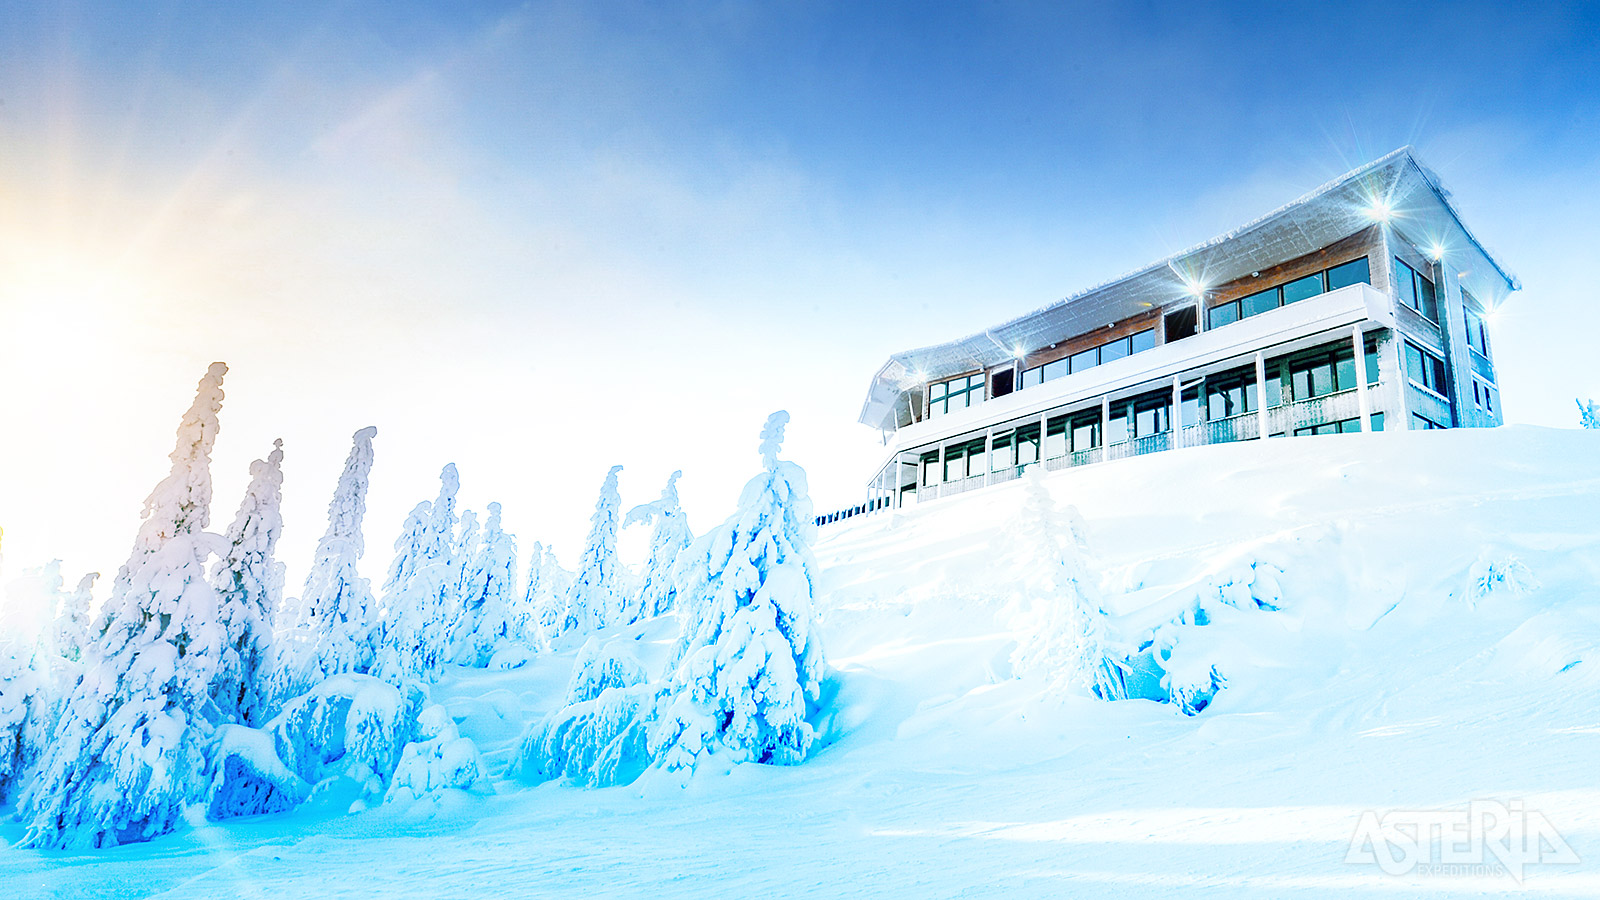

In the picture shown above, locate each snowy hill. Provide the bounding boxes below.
[5,425,1600,898]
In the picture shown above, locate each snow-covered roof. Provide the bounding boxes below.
[858,148,1520,431]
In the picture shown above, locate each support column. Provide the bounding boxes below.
[984,426,994,486]
[1353,323,1372,432]
[1255,351,1269,441]
[1172,374,1183,449]
[937,442,946,495]
[1040,410,1049,464]
[1101,394,1112,456]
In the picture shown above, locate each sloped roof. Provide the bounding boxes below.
[858,148,1519,430]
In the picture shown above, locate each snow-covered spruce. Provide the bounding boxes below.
[452,501,520,667]
[279,426,379,696]
[647,411,827,776]
[372,464,464,685]
[0,637,50,804]
[0,561,95,803]
[523,542,571,649]
[1004,470,1129,701]
[1578,398,1599,429]
[559,465,626,639]
[55,568,98,664]
[623,470,693,622]
[21,362,229,849]
[210,439,287,727]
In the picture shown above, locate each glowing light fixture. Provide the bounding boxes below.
[1183,279,1206,298]
[1012,346,1027,360]
[1365,200,1394,223]
[1429,243,1445,261]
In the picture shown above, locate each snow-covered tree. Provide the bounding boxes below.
[522,542,570,649]
[1579,398,1599,430]
[55,570,98,664]
[453,502,520,666]
[1005,469,1128,701]
[560,465,625,639]
[0,637,50,805]
[623,470,692,623]
[372,464,463,685]
[210,439,286,726]
[648,411,827,776]
[282,426,379,691]
[21,362,230,849]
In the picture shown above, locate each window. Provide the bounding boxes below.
[1281,273,1324,305]
[1411,414,1445,431]
[1287,344,1365,401]
[928,374,984,418]
[1020,329,1157,390]
[990,368,1014,398]
[1394,256,1438,322]
[1207,302,1239,329]
[1206,369,1257,421]
[1326,257,1371,290]
[1203,256,1370,332]
[1403,341,1449,397]
[1107,400,1130,445]
[1045,416,1069,458]
[1465,302,1491,359]
[1016,423,1040,465]
[920,450,939,486]
[1473,377,1497,415]
[1070,412,1100,452]
[1133,395,1170,436]
[1241,288,1278,318]
[1293,414,1383,436]
[991,431,1014,472]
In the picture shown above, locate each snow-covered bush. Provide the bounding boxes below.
[21,362,230,849]
[205,724,310,820]
[452,502,520,667]
[281,426,380,695]
[1578,398,1599,429]
[560,466,626,639]
[211,439,286,726]
[517,684,664,788]
[563,635,651,706]
[648,411,827,776]
[384,705,489,804]
[373,465,464,685]
[623,470,693,622]
[1004,470,1129,701]
[267,673,427,799]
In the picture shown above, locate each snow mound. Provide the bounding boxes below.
[205,724,310,820]
[268,673,428,800]
[384,705,490,804]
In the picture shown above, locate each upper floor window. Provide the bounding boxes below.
[1394,257,1439,322]
[1020,328,1155,389]
[1205,256,1371,330]
[928,373,983,418]
[1403,341,1449,397]
[1464,298,1491,358]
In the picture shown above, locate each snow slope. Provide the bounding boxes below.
[4,425,1600,897]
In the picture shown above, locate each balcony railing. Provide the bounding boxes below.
[870,384,1382,512]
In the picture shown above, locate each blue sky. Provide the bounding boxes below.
[2,1,1597,583]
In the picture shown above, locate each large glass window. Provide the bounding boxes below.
[1070,413,1100,452]
[1016,423,1040,465]
[1241,288,1279,318]
[1404,341,1449,396]
[1130,329,1157,354]
[1326,257,1371,290]
[1281,273,1324,305]
[1018,329,1158,391]
[1206,370,1257,421]
[990,431,1015,472]
[1287,345,1365,401]
[1394,257,1439,322]
[1107,400,1131,445]
[928,374,984,418]
[1465,303,1491,358]
[1069,347,1098,373]
[920,450,939,486]
[1134,396,1170,436]
[1099,339,1129,364]
[1207,302,1239,329]
[1045,416,1069,458]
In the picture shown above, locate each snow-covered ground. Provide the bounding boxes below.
[5,425,1599,898]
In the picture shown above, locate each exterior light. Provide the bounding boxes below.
[1429,244,1445,260]
[1365,201,1393,223]
[1183,280,1206,298]
[1012,346,1027,360]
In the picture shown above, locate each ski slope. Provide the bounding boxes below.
[5,425,1599,898]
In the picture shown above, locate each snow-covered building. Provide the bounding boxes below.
[857,148,1518,508]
